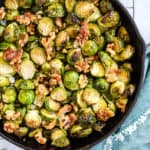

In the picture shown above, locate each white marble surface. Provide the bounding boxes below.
[0,0,150,150]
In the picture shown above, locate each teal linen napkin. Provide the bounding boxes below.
[91,44,150,150]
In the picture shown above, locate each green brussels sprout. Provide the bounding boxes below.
[15,127,29,137]
[41,62,51,73]
[5,10,19,21]
[38,17,53,36]
[30,47,46,65]
[50,59,64,75]
[0,42,16,51]
[88,23,101,38]
[47,3,65,18]
[90,61,105,77]
[113,37,124,53]
[110,81,125,99]
[63,71,79,91]
[18,0,33,8]
[76,90,87,108]
[82,87,100,105]
[5,0,19,10]
[105,29,116,43]
[86,77,94,88]
[0,76,10,87]
[16,107,26,122]
[4,23,21,42]
[25,40,39,51]
[0,25,5,37]
[19,59,36,79]
[1,103,15,115]
[70,125,92,138]
[81,40,99,56]
[107,101,116,112]
[67,49,82,65]
[28,128,42,137]
[22,51,30,60]
[79,108,96,126]
[75,1,101,21]
[51,87,67,102]
[65,0,76,13]
[65,25,80,38]
[40,108,57,121]
[118,26,130,43]
[2,86,17,103]
[18,89,35,105]
[95,36,105,50]
[94,78,109,93]
[45,96,60,112]
[100,0,113,14]
[51,128,70,148]
[25,110,41,128]
[18,79,34,90]
[56,31,69,48]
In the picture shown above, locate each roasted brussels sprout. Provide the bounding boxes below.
[95,36,105,50]
[67,48,82,65]
[38,17,53,36]
[30,47,46,65]
[79,108,96,126]
[41,62,51,73]
[4,23,21,42]
[88,23,101,38]
[18,79,34,90]
[18,0,33,8]
[0,25,5,36]
[113,37,124,53]
[76,90,87,108]
[94,78,109,93]
[105,28,116,43]
[2,86,17,103]
[118,26,130,43]
[63,71,79,91]
[100,0,113,14]
[65,0,76,13]
[65,25,80,38]
[25,110,41,128]
[82,87,100,105]
[90,61,105,77]
[18,89,35,105]
[15,127,29,137]
[5,10,19,21]
[116,98,128,113]
[0,42,16,51]
[47,3,65,18]
[81,40,99,56]
[50,59,64,75]
[0,76,10,87]
[5,0,18,10]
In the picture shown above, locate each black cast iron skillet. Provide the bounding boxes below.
[0,0,146,150]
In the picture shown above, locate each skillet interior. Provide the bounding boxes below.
[0,0,146,150]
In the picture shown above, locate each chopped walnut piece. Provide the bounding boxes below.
[42,120,56,130]
[55,17,62,27]
[85,56,98,64]
[3,48,23,71]
[35,84,49,96]
[40,37,55,61]
[35,131,47,145]
[4,122,19,133]
[74,60,90,73]
[78,74,88,89]
[18,32,29,47]
[15,12,41,25]
[97,108,115,122]
[27,24,36,35]
[106,43,116,56]
[49,73,63,86]
[116,98,128,113]
[4,110,20,121]
[0,7,5,20]
[76,20,89,46]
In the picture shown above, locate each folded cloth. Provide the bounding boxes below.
[91,44,150,150]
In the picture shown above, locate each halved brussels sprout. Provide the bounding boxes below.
[40,108,57,121]
[56,31,69,48]
[51,128,67,140]
[65,0,76,13]
[118,68,130,84]
[65,25,80,38]
[90,61,105,77]
[81,40,99,56]
[18,0,33,8]
[38,17,53,36]
[67,49,82,65]
[28,128,42,137]
[70,125,92,138]
[0,42,16,51]
[113,37,124,53]
[100,0,113,14]
[110,81,125,99]
[18,79,34,90]
[0,25,5,36]
[4,23,21,42]
[1,103,15,115]
[2,86,17,103]
[0,76,10,87]
[88,23,101,38]
[50,59,64,75]
[15,127,29,137]
[18,89,35,105]
[95,36,105,50]
[76,90,87,108]
[25,110,41,128]
[45,96,60,112]
[94,78,109,93]
[63,71,79,91]
[41,62,51,73]
[30,47,46,65]
[79,108,96,126]
[118,26,130,43]
[47,3,65,18]
[5,0,18,10]
[19,59,36,79]
[116,98,128,113]
[82,87,100,105]
[105,28,116,43]
[16,107,26,122]
[51,87,67,102]
[5,10,19,21]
